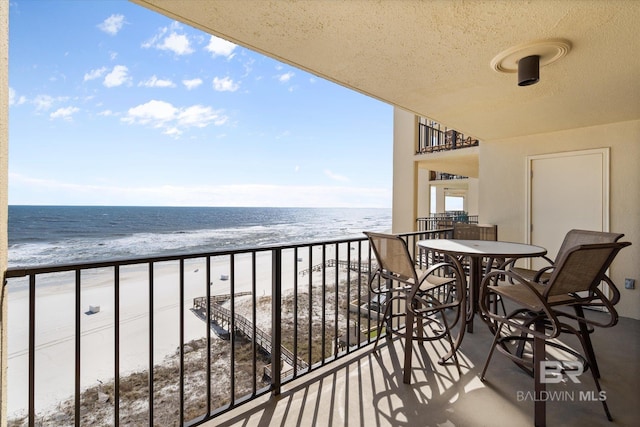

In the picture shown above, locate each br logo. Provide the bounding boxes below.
[540,361,583,384]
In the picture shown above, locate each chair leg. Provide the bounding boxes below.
[533,321,546,427]
[573,323,613,421]
[373,299,394,351]
[573,305,601,379]
[589,363,613,421]
[403,310,415,384]
[440,310,461,374]
[480,323,503,381]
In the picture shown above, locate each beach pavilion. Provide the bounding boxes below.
[0,1,639,426]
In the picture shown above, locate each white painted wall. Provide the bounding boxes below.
[480,120,640,319]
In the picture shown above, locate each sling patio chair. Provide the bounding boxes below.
[506,229,623,285]
[364,231,465,384]
[452,222,501,273]
[504,229,624,378]
[479,240,631,427]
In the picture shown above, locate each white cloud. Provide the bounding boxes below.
[84,67,108,82]
[178,105,228,127]
[50,106,80,121]
[182,78,203,90]
[139,75,176,88]
[212,76,239,92]
[9,172,392,208]
[160,32,193,55]
[324,170,350,182]
[33,95,55,111]
[205,35,237,58]
[31,94,70,112]
[122,100,228,136]
[143,22,194,55]
[164,127,182,137]
[9,87,15,105]
[103,65,130,87]
[123,100,177,126]
[278,72,295,83]
[241,57,255,77]
[98,14,125,36]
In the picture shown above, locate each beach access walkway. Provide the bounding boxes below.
[298,259,376,276]
[192,295,309,378]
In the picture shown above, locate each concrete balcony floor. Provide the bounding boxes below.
[209,313,639,427]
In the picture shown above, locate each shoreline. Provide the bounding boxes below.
[6,242,365,417]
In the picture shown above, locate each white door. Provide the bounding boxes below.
[527,148,609,270]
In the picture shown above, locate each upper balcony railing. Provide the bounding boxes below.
[430,171,469,181]
[417,212,478,231]
[416,120,479,154]
[4,229,452,427]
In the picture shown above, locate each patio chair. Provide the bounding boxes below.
[453,222,498,241]
[479,240,631,426]
[506,229,623,285]
[452,222,500,271]
[505,229,624,378]
[452,222,504,313]
[364,231,465,384]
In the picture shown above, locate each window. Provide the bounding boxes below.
[445,195,464,212]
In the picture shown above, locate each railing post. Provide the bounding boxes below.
[28,274,35,427]
[271,248,282,396]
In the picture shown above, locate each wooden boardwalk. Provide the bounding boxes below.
[298,259,376,276]
[192,295,308,378]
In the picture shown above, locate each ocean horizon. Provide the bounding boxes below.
[8,205,392,267]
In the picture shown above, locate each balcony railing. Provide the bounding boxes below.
[417,213,478,232]
[4,229,451,426]
[430,171,469,181]
[417,121,479,154]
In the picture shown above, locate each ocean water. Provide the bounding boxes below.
[8,205,391,267]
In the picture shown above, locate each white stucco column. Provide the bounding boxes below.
[416,168,431,218]
[392,107,417,233]
[1,0,9,423]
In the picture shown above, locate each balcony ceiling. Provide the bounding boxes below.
[132,0,639,141]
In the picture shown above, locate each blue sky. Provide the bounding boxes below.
[8,0,393,208]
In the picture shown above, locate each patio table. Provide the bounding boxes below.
[416,239,546,358]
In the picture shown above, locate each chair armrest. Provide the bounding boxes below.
[410,261,465,311]
[602,275,621,306]
[532,265,555,283]
[558,276,619,329]
[479,270,561,340]
[504,254,554,271]
[504,255,555,284]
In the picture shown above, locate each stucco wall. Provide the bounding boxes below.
[416,168,430,217]
[480,119,640,320]
[467,178,479,217]
[1,0,9,422]
[392,108,417,233]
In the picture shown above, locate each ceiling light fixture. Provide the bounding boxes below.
[491,39,571,87]
[518,55,540,86]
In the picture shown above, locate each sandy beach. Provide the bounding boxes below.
[6,242,363,418]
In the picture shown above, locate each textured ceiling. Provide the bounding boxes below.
[132,0,640,141]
